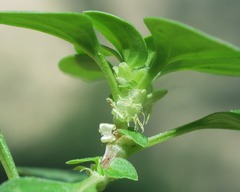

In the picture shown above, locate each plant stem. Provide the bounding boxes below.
[148,128,187,147]
[75,173,109,192]
[0,131,19,179]
[96,52,119,101]
[147,120,207,148]
[147,123,229,148]
[147,112,240,148]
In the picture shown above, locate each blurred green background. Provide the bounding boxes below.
[0,0,240,191]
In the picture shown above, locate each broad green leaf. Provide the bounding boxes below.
[66,156,101,165]
[0,177,81,192]
[104,157,138,181]
[0,12,99,57]
[84,11,148,68]
[144,18,240,77]
[59,54,105,81]
[0,12,120,98]
[0,175,106,192]
[118,129,148,147]
[148,112,240,147]
[17,167,87,182]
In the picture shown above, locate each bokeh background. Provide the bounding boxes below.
[0,1,240,191]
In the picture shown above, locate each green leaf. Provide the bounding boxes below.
[59,54,105,81]
[148,112,240,147]
[75,45,122,61]
[118,129,148,147]
[66,157,104,176]
[17,167,87,182]
[99,45,122,61]
[66,156,101,165]
[84,11,148,68]
[0,12,120,100]
[0,175,107,192]
[230,109,240,114]
[144,18,240,77]
[104,157,138,181]
[146,89,168,104]
[0,12,99,57]
[0,177,81,192]
[144,35,156,66]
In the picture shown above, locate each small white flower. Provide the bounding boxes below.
[99,123,116,143]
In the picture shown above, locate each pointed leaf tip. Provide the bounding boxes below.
[84,11,148,68]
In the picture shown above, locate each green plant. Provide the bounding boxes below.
[0,11,240,191]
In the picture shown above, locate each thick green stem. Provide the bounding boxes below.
[75,174,109,192]
[101,142,127,169]
[96,52,119,101]
[0,131,19,179]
